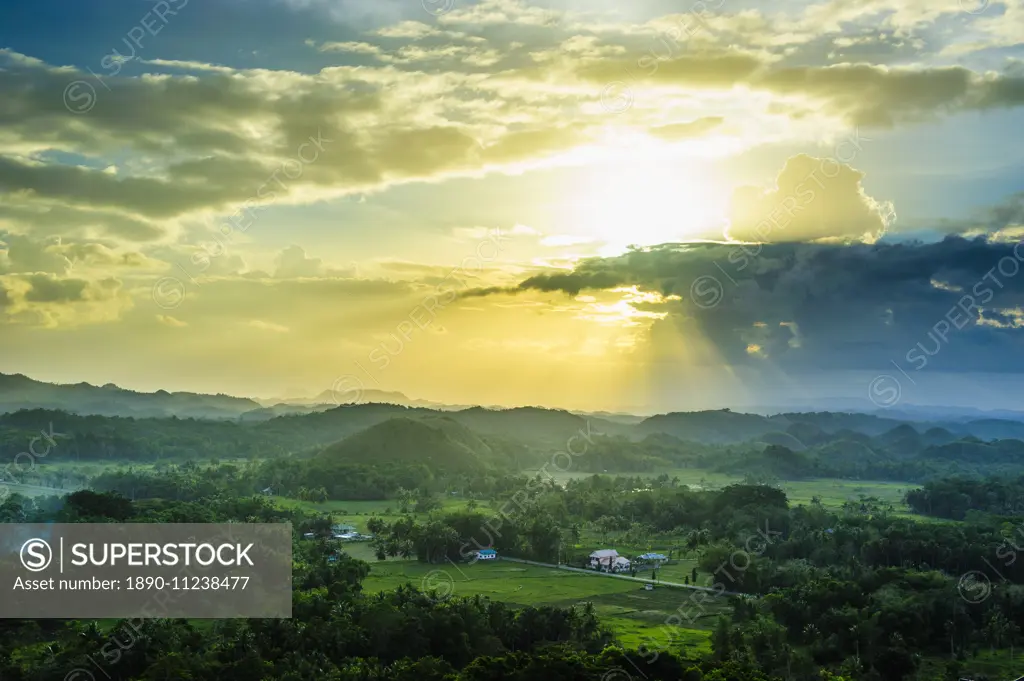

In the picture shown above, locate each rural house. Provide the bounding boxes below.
[590,549,631,572]
[589,549,618,569]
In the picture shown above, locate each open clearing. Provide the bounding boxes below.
[361,558,731,653]
[523,469,933,520]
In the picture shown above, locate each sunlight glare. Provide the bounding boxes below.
[561,161,725,254]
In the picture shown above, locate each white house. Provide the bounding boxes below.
[589,549,631,572]
[589,549,619,570]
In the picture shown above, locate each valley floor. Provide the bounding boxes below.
[360,558,732,653]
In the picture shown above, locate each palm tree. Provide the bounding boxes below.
[366,516,386,535]
[569,523,581,546]
[1008,620,1020,660]
[985,611,1010,655]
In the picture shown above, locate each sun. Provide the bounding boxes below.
[560,160,726,253]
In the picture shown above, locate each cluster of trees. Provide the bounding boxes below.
[1,488,784,681]
[401,475,1024,679]
[295,486,330,502]
[87,450,605,503]
[707,441,1024,482]
[565,429,1024,483]
[367,508,563,564]
[9,411,1024,681]
[712,568,1024,681]
[0,410,283,463]
[8,467,1024,680]
[905,475,1024,519]
[482,477,792,540]
[88,460,531,503]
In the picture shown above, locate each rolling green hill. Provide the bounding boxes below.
[316,416,495,474]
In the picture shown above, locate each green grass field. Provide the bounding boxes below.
[921,648,1024,680]
[276,472,951,657]
[361,558,729,653]
[524,468,933,519]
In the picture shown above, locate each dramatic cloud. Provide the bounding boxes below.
[574,55,1024,128]
[1,0,1023,408]
[0,233,157,275]
[0,272,130,327]
[274,245,325,278]
[468,232,1024,375]
[725,154,894,243]
[0,233,72,275]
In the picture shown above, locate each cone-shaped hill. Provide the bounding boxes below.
[315,416,494,474]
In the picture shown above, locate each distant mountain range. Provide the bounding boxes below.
[0,373,486,420]
[5,372,1024,443]
[261,388,454,409]
[246,388,484,420]
[744,399,1024,423]
[7,375,1024,484]
[0,373,261,420]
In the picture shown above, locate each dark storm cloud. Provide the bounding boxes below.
[468,236,1024,373]
[987,192,1024,231]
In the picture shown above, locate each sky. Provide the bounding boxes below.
[1,0,1024,413]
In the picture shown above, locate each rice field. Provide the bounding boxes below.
[360,558,732,653]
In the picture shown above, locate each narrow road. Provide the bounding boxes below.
[499,556,748,597]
